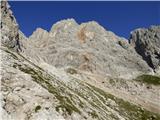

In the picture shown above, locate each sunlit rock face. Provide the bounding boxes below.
[1,1,160,120]
[25,20,152,79]
[130,26,160,73]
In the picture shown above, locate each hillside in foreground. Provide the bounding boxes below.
[1,1,160,120]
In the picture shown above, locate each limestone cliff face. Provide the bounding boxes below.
[25,19,151,79]
[1,1,160,120]
[130,26,160,72]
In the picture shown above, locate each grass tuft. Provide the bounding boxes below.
[35,105,41,112]
[135,75,160,85]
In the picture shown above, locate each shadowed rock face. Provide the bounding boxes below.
[130,26,160,72]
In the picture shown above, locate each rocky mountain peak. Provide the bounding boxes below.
[50,18,78,33]
[29,27,49,40]
[23,20,152,79]
[1,2,160,120]
[80,21,106,32]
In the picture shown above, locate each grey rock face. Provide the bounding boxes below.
[25,19,151,79]
[130,26,160,71]
[1,2,160,120]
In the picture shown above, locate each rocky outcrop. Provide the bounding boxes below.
[1,1,27,53]
[1,1,21,51]
[130,26,160,72]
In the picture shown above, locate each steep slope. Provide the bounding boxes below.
[25,19,152,79]
[1,47,160,120]
[130,26,160,73]
[1,1,160,120]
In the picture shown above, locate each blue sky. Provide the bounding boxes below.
[9,1,160,39]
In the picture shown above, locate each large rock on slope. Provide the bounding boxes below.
[130,26,160,72]
[25,19,152,79]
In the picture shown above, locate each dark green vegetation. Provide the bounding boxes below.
[3,48,160,120]
[2,48,19,60]
[135,74,160,85]
[66,68,77,74]
[12,63,80,116]
[35,105,41,112]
